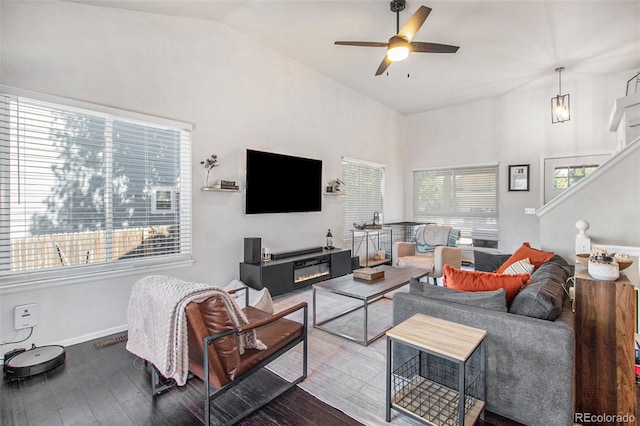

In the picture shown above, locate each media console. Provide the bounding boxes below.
[239,246,352,296]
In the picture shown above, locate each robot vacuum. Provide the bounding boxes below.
[3,345,66,379]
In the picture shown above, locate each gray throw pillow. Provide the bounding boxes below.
[509,262,568,321]
[409,278,508,312]
[473,251,512,272]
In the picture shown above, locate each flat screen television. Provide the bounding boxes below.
[246,149,322,214]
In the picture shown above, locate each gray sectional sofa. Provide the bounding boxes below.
[392,253,575,426]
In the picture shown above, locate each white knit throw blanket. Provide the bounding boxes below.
[415,224,451,247]
[125,275,266,386]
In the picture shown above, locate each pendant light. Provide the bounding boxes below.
[551,67,570,123]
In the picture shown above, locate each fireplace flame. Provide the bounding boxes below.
[295,270,330,283]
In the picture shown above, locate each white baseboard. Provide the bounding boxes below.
[56,324,128,348]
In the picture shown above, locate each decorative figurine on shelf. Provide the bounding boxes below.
[326,178,345,193]
[373,211,380,226]
[325,229,334,249]
[200,154,218,188]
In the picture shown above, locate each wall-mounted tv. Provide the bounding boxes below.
[246,149,322,214]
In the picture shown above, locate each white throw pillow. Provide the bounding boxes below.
[502,258,534,275]
[225,279,275,314]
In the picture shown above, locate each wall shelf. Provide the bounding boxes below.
[201,187,241,192]
[324,192,346,196]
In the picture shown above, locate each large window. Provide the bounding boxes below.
[0,88,192,284]
[413,165,499,244]
[341,158,385,241]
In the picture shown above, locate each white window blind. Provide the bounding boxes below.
[413,165,499,242]
[0,89,192,282]
[342,158,385,241]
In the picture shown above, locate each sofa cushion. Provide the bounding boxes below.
[443,264,530,303]
[396,253,435,272]
[509,262,569,321]
[502,258,534,275]
[495,242,555,273]
[410,278,507,312]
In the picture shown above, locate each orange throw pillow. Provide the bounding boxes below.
[495,242,554,274]
[443,265,529,303]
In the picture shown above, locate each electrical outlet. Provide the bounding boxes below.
[14,304,38,330]
[524,208,536,215]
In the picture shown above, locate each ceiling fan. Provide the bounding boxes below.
[335,0,459,76]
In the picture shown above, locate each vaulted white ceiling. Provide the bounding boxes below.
[70,0,640,115]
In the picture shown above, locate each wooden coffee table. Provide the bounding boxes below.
[312,266,427,346]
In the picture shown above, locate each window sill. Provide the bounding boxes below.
[0,257,194,294]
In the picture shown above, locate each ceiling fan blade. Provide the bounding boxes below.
[398,6,431,42]
[335,41,389,48]
[410,41,459,54]
[375,56,392,76]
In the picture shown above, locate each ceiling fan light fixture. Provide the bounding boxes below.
[387,35,410,62]
[387,45,409,61]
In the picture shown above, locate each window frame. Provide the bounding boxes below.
[553,164,599,189]
[0,86,193,289]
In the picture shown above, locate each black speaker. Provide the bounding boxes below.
[244,237,261,264]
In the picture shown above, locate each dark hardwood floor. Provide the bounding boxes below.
[1,334,361,426]
[5,332,632,425]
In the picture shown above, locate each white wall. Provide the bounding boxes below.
[403,69,636,253]
[0,2,404,351]
[538,140,640,259]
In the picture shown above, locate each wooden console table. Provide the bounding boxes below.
[574,265,637,423]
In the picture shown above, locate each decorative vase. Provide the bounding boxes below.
[588,257,619,281]
[203,169,212,188]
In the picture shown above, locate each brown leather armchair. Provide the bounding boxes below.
[185,288,307,426]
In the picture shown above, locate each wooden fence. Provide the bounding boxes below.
[10,227,153,272]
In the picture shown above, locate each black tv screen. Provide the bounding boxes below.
[246,149,322,214]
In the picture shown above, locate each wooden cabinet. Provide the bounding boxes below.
[574,267,637,423]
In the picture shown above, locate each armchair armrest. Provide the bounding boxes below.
[205,302,308,344]
[238,302,308,333]
[392,242,417,264]
[432,246,462,278]
[227,286,249,307]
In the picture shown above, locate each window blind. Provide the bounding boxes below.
[0,90,192,281]
[413,165,499,242]
[342,158,385,241]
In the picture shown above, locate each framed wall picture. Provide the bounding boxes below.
[508,164,530,191]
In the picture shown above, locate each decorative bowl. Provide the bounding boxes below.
[616,261,633,271]
[612,253,633,271]
[577,253,632,271]
[576,253,589,266]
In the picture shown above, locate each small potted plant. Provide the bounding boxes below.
[200,154,218,188]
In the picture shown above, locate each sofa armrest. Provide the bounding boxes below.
[432,246,462,278]
[392,242,416,264]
